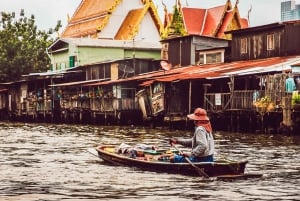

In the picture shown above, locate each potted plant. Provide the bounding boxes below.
[253,96,275,114]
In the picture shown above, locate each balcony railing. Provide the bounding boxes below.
[204,90,262,112]
[204,89,290,112]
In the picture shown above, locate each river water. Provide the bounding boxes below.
[0,122,299,201]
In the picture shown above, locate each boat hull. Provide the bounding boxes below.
[95,145,248,177]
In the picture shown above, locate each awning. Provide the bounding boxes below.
[49,78,110,87]
[0,89,8,93]
[22,70,83,78]
[84,69,183,87]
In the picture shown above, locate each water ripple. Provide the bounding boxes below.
[0,123,299,200]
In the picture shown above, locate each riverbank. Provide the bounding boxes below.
[1,106,299,135]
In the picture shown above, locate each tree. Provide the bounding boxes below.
[0,10,61,82]
[164,4,187,38]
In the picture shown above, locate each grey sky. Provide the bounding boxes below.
[0,0,288,33]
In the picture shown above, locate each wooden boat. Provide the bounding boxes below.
[90,144,260,178]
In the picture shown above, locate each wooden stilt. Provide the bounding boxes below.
[282,95,292,126]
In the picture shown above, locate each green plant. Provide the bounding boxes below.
[292,94,300,105]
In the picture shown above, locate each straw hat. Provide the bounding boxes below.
[187,108,209,121]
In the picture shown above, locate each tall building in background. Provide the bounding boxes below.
[281,0,300,21]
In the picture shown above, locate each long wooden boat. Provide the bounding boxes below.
[90,145,259,178]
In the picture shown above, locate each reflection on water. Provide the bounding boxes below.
[0,122,299,201]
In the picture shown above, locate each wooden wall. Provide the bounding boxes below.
[230,21,300,61]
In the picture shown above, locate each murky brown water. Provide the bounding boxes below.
[0,122,299,201]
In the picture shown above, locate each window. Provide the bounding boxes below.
[91,66,98,79]
[267,34,275,50]
[121,88,136,98]
[69,56,77,68]
[196,54,204,65]
[241,38,248,53]
[60,62,66,70]
[161,43,169,61]
[196,51,223,65]
[206,53,222,64]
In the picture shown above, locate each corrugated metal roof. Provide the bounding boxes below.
[291,63,300,67]
[142,55,300,84]
[83,55,300,87]
[0,89,8,93]
[85,66,187,87]
[49,78,110,87]
[22,70,83,78]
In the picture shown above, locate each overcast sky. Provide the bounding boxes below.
[0,0,296,33]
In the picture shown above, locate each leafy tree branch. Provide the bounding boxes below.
[0,9,61,82]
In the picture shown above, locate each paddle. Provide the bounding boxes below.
[87,148,99,157]
[172,144,210,178]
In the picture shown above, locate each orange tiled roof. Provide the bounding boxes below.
[115,8,145,40]
[61,0,118,38]
[201,5,227,37]
[179,0,248,39]
[216,8,241,38]
[181,8,206,35]
[69,0,116,23]
[117,0,164,39]
[114,2,163,40]
[62,17,106,38]
[61,0,163,39]
[240,18,249,28]
[215,10,234,38]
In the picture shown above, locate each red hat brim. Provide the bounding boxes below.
[187,113,209,121]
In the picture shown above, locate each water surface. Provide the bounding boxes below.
[0,122,299,201]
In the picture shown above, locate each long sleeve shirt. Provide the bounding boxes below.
[176,126,214,158]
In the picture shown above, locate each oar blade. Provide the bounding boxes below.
[87,148,99,157]
[185,157,210,178]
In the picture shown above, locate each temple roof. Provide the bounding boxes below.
[181,8,206,35]
[61,0,163,39]
[115,9,145,40]
[166,0,249,39]
[61,0,117,37]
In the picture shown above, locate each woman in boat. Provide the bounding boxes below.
[169,107,215,163]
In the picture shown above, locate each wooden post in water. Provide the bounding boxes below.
[80,109,82,123]
[188,80,192,113]
[282,94,292,127]
[43,88,47,122]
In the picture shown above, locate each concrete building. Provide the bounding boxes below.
[281,0,300,21]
